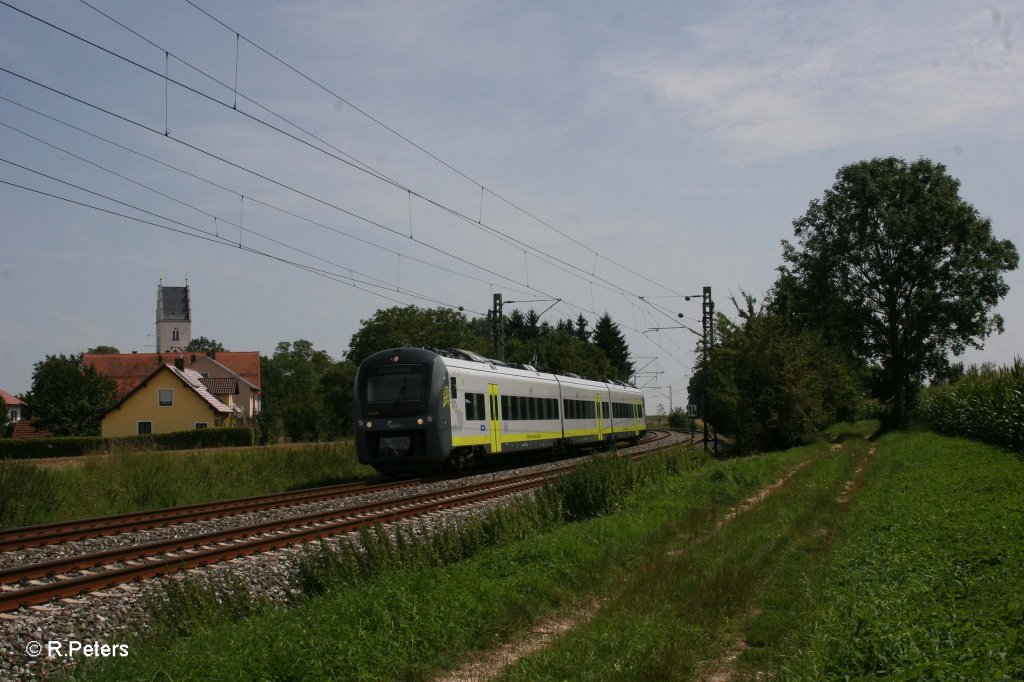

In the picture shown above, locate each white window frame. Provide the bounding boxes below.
[158,388,173,407]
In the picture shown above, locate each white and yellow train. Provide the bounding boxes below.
[354,347,646,476]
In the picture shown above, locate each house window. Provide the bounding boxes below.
[138,421,152,435]
[195,422,208,429]
[158,389,173,406]
[172,328,180,341]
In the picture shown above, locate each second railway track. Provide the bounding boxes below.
[0,430,687,614]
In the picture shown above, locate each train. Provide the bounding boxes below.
[353,347,647,476]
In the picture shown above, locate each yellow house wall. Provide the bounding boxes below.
[101,367,225,437]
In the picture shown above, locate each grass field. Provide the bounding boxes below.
[64,424,1024,680]
[0,440,373,527]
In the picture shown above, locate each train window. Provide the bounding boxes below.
[365,365,425,403]
[602,402,609,419]
[528,398,537,420]
[465,393,485,420]
[501,395,510,420]
[450,377,457,400]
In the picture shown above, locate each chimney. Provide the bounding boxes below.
[175,355,185,371]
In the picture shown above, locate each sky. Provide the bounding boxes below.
[1,0,1021,415]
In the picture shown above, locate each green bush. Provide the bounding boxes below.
[916,359,1023,452]
[667,407,697,431]
[0,427,255,460]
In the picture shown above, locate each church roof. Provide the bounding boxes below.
[159,286,190,321]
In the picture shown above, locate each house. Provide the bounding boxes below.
[1,389,25,423]
[100,359,239,437]
[84,351,261,424]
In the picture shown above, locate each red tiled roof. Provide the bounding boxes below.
[84,352,261,399]
[0,389,26,407]
[106,364,235,416]
[12,420,51,439]
[199,377,239,395]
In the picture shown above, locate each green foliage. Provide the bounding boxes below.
[345,306,486,365]
[592,313,634,382]
[778,156,1019,427]
[783,431,1024,680]
[548,453,636,521]
[916,358,1024,452]
[694,293,863,454]
[296,449,700,597]
[0,460,67,527]
[25,353,117,436]
[258,340,355,443]
[0,426,254,460]
[84,345,120,354]
[184,336,226,353]
[667,407,697,430]
[145,574,269,639]
[0,440,369,527]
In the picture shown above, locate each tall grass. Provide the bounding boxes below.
[0,441,373,527]
[917,358,1024,452]
[297,449,705,594]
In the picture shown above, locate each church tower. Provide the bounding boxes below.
[156,276,191,353]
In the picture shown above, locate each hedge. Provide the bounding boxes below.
[0,427,256,460]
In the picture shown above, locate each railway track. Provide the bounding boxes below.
[0,430,686,613]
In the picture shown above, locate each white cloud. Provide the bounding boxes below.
[605,2,1024,160]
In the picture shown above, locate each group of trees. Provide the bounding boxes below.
[15,158,1017,450]
[692,157,1018,453]
[14,305,634,442]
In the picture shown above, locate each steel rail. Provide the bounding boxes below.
[0,430,685,613]
[0,431,666,552]
[0,472,550,613]
[0,478,424,552]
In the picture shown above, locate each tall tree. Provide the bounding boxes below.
[592,313,633,382]
[85,345,120,355]
[259,340,337,442]
[185,337,226,353]
[25,354,117,436]
[692,293,862,454]
[574,314,590,342]
[345,306,485,365]
[778,157,1018,426]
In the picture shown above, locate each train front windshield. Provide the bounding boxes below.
[365,364,427,404]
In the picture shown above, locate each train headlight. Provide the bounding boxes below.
[416,418,424,425]
[365,421,374,429]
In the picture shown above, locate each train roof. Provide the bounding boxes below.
[422,347,640,393]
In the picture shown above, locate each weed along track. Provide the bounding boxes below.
[0,430,683,616]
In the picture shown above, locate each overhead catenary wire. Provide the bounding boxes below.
[0,1,699,392]
[181,0,686,300]
[0,169,474,313]
[0,95,529,297]
[57,0,677,305]
[0,68,651,334]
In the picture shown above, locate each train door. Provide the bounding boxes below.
[488,383,502,453]
[595,394,604,441]
[633,400,640,436]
